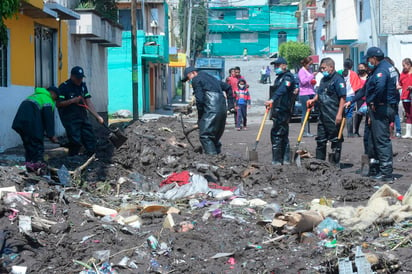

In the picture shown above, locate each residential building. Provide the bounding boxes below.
[207,0,299,57]
[108,0,170,116]
[0,0,76,151]
[0,0,122,151]
[312,0,412,70]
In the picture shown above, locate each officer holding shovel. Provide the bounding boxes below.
[57,66,104,156]
[182,67,234,155]
[307,57,346,166]
[264,57,297,165]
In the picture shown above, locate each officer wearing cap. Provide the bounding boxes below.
[364,47,398,181]
[57,66,104,156]
[264,57,298,165]
[182,67,234,155]
[307,57,346,166]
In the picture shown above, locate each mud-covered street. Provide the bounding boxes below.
[0,58,411,273]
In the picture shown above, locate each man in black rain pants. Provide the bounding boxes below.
[12,87,59,172]
[264,57,297,165]
[182,67,234,155]
[307,57,346,166]
[364,47,398,181]
[58,66,104,156]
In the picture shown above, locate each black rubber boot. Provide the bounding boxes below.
[354,114,362,137]
[347,117,354,137]
[272,145,283,166]
[283,142,291,165]
[315,141,327,160]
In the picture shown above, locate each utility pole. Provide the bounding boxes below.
[184,0,193,103]
[131,0,139,119]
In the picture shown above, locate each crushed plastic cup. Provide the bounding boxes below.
[93,250,111,262]
[261,203,281,220]
[57,165,71,186]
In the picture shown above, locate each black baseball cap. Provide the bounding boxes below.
[182,67,197,82]
[47,86,59,94]
[365,47,384,58]
[270,57,288,65]
[71,66,86,79]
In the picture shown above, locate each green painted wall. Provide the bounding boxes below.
[269,28,299,53]
[208,4,299,56]
[210,32,270,56]
[209,6,269,32]
[269,5,299,53]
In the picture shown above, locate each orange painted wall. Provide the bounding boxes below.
[4,15,69,87]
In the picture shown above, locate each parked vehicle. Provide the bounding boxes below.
[194,57,225,81]
[291,99,319,122]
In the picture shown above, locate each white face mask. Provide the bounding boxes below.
[239,84,245,88]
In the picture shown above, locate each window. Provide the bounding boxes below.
[278,31,287,48]
[35,25,55,88]
[0,43,7,87]
[236,9,249,20]
[240,33,258,43]
[118,9,143,30]
[359,0,363,22]
[212,10,224,20]
[208,34,222,43]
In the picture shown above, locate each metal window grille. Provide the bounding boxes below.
[0,44,7,87]
[240,33,258,43]
[236,9,249,20]
[208,34,222,43]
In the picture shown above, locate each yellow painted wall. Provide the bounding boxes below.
[4,15,69,87]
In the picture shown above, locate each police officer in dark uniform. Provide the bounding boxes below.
[182,67,234,155]
[264,57,297,165]
[364,47,398,181]
[307,57,346,166]
[57,66,104,156]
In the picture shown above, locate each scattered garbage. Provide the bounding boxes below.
[316,217,344,239]
[57,165,71,186]
[147,235,159,249]
[0,117,410,273]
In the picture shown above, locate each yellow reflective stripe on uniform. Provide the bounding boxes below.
[59,95,65,99]
[85,93,90,97]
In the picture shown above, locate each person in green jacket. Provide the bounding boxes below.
[12,86,59,172]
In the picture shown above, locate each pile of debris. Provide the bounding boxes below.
[0,116,410,273]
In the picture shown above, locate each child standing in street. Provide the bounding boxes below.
[235,79,251,130]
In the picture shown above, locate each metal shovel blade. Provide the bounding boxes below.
[360,154,369,176]
[108,128,127,148]
[246,146,258,162]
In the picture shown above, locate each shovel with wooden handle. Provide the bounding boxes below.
[292,107,312,166]
[247,104,271,161]
[328,115,346,165]
[78,101,127,149]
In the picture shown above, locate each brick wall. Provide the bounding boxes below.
[380,0,412,34]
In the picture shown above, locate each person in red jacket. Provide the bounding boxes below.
[398,58,412,138]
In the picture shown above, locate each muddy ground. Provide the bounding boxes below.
[0,115,411,273]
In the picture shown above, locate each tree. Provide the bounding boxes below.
[279,41,312,71]
[78,0,118,22]
[0,0,21,45]
[178,0,207,60]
